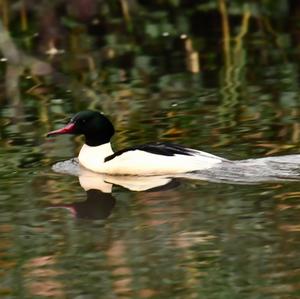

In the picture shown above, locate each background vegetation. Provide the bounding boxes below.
[1,1,300,158]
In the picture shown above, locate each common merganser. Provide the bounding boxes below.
[47,110,227,175]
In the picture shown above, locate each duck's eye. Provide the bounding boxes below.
[80,119,86,124]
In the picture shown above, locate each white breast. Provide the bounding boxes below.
[78,143,224,175]
[78,143,113,173]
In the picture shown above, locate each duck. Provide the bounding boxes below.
[47,110,227,175]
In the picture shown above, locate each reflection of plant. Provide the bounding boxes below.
[0,1,289,65]
[0,1,294,83]
[0,0,299,157]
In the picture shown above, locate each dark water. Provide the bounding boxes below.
[2,107,300,299]
[2,2,300,298]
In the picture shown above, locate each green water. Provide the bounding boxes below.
[1,1,300,298]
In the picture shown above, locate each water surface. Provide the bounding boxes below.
[2,2,300,298]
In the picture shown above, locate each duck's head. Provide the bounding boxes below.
[47,110,115,146]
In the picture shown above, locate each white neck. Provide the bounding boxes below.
[78,143,114,172]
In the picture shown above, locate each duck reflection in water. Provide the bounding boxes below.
[50,159,180,220]
[52,190,116,220]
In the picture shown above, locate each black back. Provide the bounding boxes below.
[104,142,195,162]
